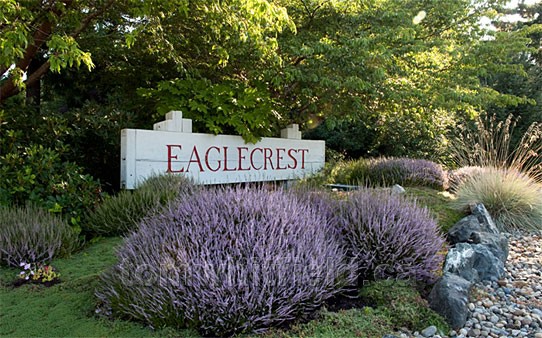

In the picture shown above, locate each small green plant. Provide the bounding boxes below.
[19,262,60,283]
[452,167,542,232]
[0,205,78,267]
[85,174,194,236]
[360,280,450,333]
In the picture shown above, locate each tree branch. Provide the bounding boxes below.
[71,0,116,39]
[26,61,51,90]
[1,0,114,103]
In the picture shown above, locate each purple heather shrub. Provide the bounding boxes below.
[0,205,77,267]
[368,157,448,190]
[96,186,355,336]
[337,189,446,284]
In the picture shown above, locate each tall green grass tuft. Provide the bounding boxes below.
[85,174,194,236]
[452,168,542,232]
[0,205,78,267]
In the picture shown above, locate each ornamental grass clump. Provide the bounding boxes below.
[452,167,542,232]
[85,174,194,236]
[337,189,446,283]
[96,187,355,336]
[0,205,78,267]
[450,113,542,182]
[447,166,487,192]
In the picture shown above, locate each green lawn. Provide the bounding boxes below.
[0,237,196,337]
[0,187,455,338]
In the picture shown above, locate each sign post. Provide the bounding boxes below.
[120,111,325,189]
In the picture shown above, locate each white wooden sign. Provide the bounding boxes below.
[121,111,325,188]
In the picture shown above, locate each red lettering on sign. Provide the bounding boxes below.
[299,149,309,169]
[276,148,287,170]
[166,145,184,173]
[237,147,250,171]
[263,148,274,170]
[205,146,221,172]
[250,148,263,170]
[287,149,298,169]
[186,146,204,172]
[223,146,236,171]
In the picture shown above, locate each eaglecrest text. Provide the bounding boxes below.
[167,145,310,173]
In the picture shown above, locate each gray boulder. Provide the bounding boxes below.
[470,231,509,262]
[444,243,505,282]
[470,203,500,234]
[447,215,481,244]
[428,272,472,329]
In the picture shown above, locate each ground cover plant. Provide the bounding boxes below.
[254,280,450,338]
[0,205,78,267]
[96,186,356,336]
[405,187,464,233]
[329,157,447,190]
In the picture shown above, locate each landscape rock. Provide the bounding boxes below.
[421,325,437,337]
[447,215,481,244]
[391,184,406,194]
[444,243,505,282]
[428,272,472,329]
[470,203,500,234]
[470,231,509,262]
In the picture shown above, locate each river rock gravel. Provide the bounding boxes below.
[389,233,542,338]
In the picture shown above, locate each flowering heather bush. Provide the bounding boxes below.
[96,187,355,336]
[337,189,446,283]
[330,157,447,190]
[85,174,194,236]
[368,157,447,189]
[453,167,542,232]
[0,205,77,267]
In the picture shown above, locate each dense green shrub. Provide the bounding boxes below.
[0,145,103,228]
[0,101,147,191]
[452,167,542,232]
[330,157,447,190]
[85,175,194,236]
[0,205,78,267]
[96,187,355,336]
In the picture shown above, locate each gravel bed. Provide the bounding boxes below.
[390,234,542,338]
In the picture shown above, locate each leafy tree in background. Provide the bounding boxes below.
[483,0,542,143]
[1,0,293,189]
[284,0,537,161]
